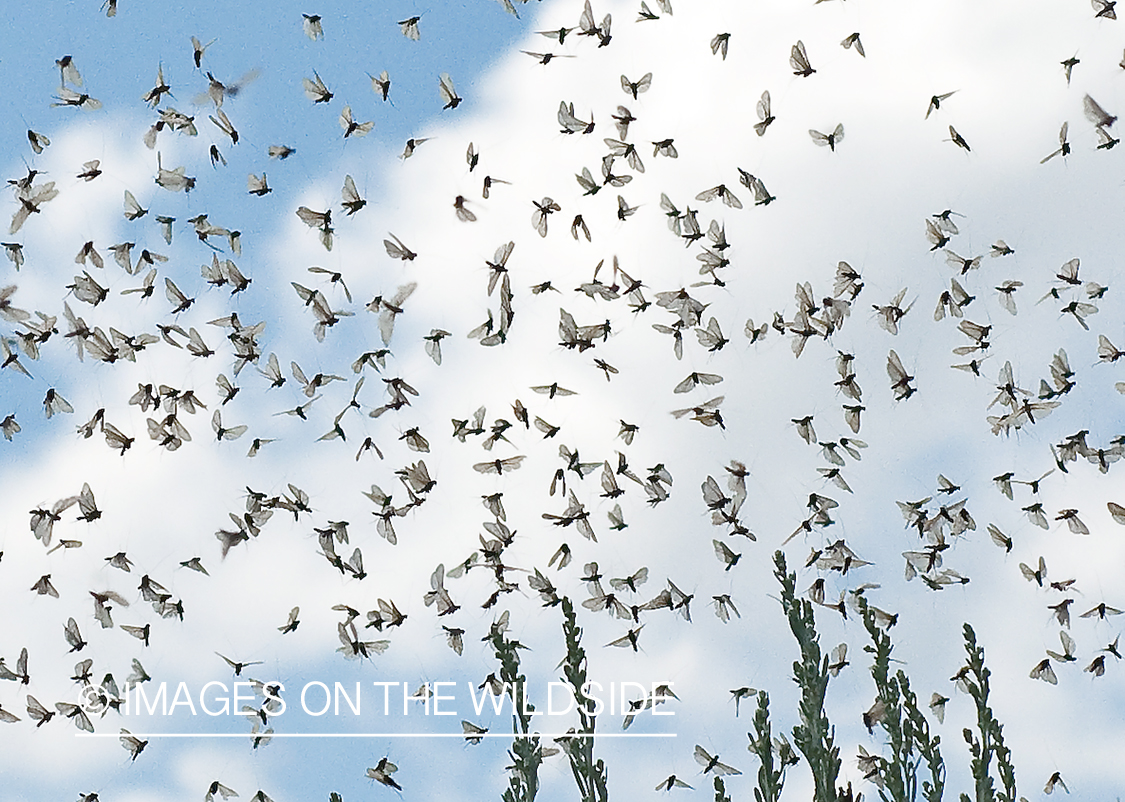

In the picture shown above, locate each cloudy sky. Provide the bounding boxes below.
[2,0,1125,800]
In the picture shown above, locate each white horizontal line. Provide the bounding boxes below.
[77,732,676,739]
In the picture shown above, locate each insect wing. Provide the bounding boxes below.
[790,40,813,74]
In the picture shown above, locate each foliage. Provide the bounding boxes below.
[745,690,794,802]
[957,625,1017,802]
[857,594,946,802]
[773,550,842,802]
[490,617,543,802]
[558,597,609,802]
[714,776,732,802]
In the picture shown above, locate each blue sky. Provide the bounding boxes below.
[3,1,1125,800]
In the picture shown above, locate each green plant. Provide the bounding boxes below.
[490,619,542,802]
[746,690,793,802]
[774,550,842,802]
[957,625,1017,802]
[558,597,609,802]
[856,594,945,802]
[714,776,732,802]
